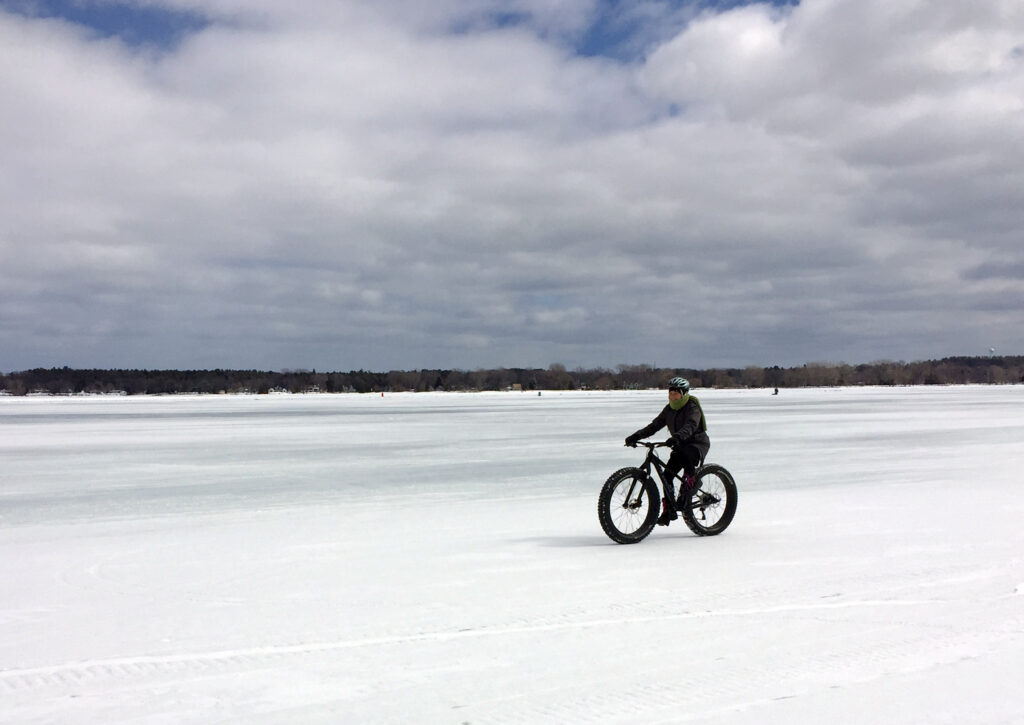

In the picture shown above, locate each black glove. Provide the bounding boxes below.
[664,437,680,448]
[624,434,640,447]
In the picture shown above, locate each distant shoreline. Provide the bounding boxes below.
[2,356,1021,395]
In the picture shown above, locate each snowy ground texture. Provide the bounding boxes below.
[2,386,1024,724]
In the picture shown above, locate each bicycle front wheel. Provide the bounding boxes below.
[598,467,660,544]
[681,464,737,536]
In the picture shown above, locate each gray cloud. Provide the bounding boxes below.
[2,0,1022,372]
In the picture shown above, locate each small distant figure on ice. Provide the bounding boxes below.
[624,377,709,526]
[773,387,779,395]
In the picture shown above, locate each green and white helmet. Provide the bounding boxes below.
[668,377,690,393]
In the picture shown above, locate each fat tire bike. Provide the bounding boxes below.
[598,441,738,544]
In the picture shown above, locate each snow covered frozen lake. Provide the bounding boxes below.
[2,386,1023,723]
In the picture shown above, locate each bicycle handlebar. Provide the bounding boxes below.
[625,440,670,448]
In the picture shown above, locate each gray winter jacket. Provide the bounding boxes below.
[631,397,710,460]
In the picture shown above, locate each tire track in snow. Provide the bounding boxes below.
[0,598,939,690]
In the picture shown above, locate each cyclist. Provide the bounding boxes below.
[624,377,710,526]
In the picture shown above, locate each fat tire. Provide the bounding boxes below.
[598,467,660,544]
[681,464,737,536]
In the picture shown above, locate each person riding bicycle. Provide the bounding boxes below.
[624,377,709,526]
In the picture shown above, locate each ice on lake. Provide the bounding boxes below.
[2,386,1023,723]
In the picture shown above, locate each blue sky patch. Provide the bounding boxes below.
[464,0,800,61]
[2,0,208,48]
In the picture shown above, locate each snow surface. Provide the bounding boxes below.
[2,386,1023,724]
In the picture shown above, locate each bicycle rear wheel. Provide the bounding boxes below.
[681,464,737,536]
[598,467,660,544]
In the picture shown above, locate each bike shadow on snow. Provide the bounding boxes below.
[510,533,700,548]
[509,535,611,548]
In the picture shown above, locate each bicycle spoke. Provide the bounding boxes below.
[694,473,727,527]
[610,476,649,535]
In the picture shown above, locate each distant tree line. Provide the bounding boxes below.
[1,356,1021,396]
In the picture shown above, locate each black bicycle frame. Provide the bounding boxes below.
[628,442,696,511]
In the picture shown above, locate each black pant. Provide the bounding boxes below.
[664,445,702,508]
[666,444,702,480]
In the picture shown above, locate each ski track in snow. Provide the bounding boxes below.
[0,597,943,686]
[5,597,1021,725]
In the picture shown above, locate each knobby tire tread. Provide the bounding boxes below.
[598,467,659,544]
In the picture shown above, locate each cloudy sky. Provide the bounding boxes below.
[2,0,1022,373]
